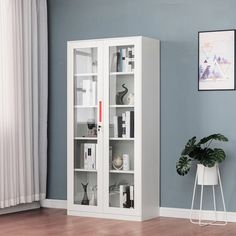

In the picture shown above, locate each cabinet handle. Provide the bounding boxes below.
[99,101,102,123]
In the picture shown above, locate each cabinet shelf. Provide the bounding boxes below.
[74,137,97,140]
[110,72,134,76]
[110,105,134,108]
[74,105,97,108]
[74,168,97,172]
[109,170,134,174]
[74,73,97,77]
[109,137,134,141]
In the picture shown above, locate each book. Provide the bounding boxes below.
[84,143,96,170]
[130,111,134,138]
[125,111,130,138]
[117,51,121,72]
[121,48,127,72]
[91,81,97,106]
[130,185,134,208]
[79,143,84,168]
[122,113,126,138]
[119,185,126,208]
[117,116,122,137]
[82,80,91,106]
[113,116,118,138]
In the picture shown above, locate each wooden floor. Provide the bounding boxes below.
[0,208,236,236]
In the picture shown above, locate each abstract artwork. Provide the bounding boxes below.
[198,30,235,90]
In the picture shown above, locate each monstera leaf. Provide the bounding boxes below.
[176,156,191,176]
[181,136,197,156]
[212,148,226,163]
[199,133,228,145]
[200,148,215,167]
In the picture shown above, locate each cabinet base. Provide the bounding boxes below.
[67,209,159,221]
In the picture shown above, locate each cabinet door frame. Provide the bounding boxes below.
[67,40,104,213]
[103,37,142,216]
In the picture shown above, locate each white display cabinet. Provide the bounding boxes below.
[67,36,160,221]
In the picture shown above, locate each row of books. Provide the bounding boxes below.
[113,111,134,138]
[111,47,135,73]
[79,143,98,170]
[77,80,97,106]
[120,185,134,208]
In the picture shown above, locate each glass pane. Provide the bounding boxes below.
[73,47,98,207]
[74,171,97,206]
[74,76,97,106]
[108,45,135,209]
[74,48,97,74]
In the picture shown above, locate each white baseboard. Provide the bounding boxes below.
[160,207,236,222]
[0,202,40,215]
[39,200,236,222]
[40,199,67,209]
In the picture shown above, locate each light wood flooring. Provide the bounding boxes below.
[0,208,236,236]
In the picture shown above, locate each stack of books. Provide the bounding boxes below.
[111,47,135,72]
[79,143,98,170]
[113,111,134,138]
[120,185,134,208]
[82,80,97,106]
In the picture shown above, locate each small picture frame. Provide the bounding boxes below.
[198,30,235,91]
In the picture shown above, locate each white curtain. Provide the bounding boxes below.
[0,0,48,208]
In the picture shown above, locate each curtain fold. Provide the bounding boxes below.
[0,0,47,208]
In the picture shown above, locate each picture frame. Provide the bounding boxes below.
[198,30,235,91]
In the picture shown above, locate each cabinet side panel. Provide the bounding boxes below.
[141,38,160,220]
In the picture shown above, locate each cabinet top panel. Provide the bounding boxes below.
[67,36,160,45]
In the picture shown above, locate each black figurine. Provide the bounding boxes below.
[116,84,128,105]
[81,183,89,205]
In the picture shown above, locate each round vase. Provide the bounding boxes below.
[197,164,218,186]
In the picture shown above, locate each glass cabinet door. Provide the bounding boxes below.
[73,47,99,206]
[108,45,135,209]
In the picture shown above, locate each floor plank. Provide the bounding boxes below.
[0,208,235,236]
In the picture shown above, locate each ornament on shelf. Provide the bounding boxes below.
[112,155,123,170]
[81,183,89,205]
[116,84,128,105]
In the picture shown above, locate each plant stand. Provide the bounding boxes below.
[190,165,227,226]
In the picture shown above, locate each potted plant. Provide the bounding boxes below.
[176,133,228,185]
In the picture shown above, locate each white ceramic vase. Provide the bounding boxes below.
[197,164,218,186]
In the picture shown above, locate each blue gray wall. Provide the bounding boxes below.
[47,0,236,210]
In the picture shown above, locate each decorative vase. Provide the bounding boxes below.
[89,185,97,206]
[197,164,218,186]
[112,155,123,170]
[116,84,128,105]
[81,183,89,205]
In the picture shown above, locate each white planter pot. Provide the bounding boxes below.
[197,164,218,186]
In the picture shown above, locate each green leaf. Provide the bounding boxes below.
[199,133,228,145]
[212,148,226,163]
[200,148,215,167]
[176,156,191,176]
[181,137,197,156]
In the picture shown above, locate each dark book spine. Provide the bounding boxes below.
[118,116,122,137]
[116,52,121,72]
[130,111,134,138]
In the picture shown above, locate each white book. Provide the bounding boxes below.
[96,144,98,170]
[91,81,97,106]
[84,143,96,169]
[120,185,126,208]
[82,80,91,106]
[130,185,134,208]
[84,143,89,169]
[122,113,126,138]
[113,116,118,138]
[121,48,127,72]
[125,111,130,138]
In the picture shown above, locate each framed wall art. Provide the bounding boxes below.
[198,30,235,91]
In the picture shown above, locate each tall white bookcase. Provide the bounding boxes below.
[67,36,160,221]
